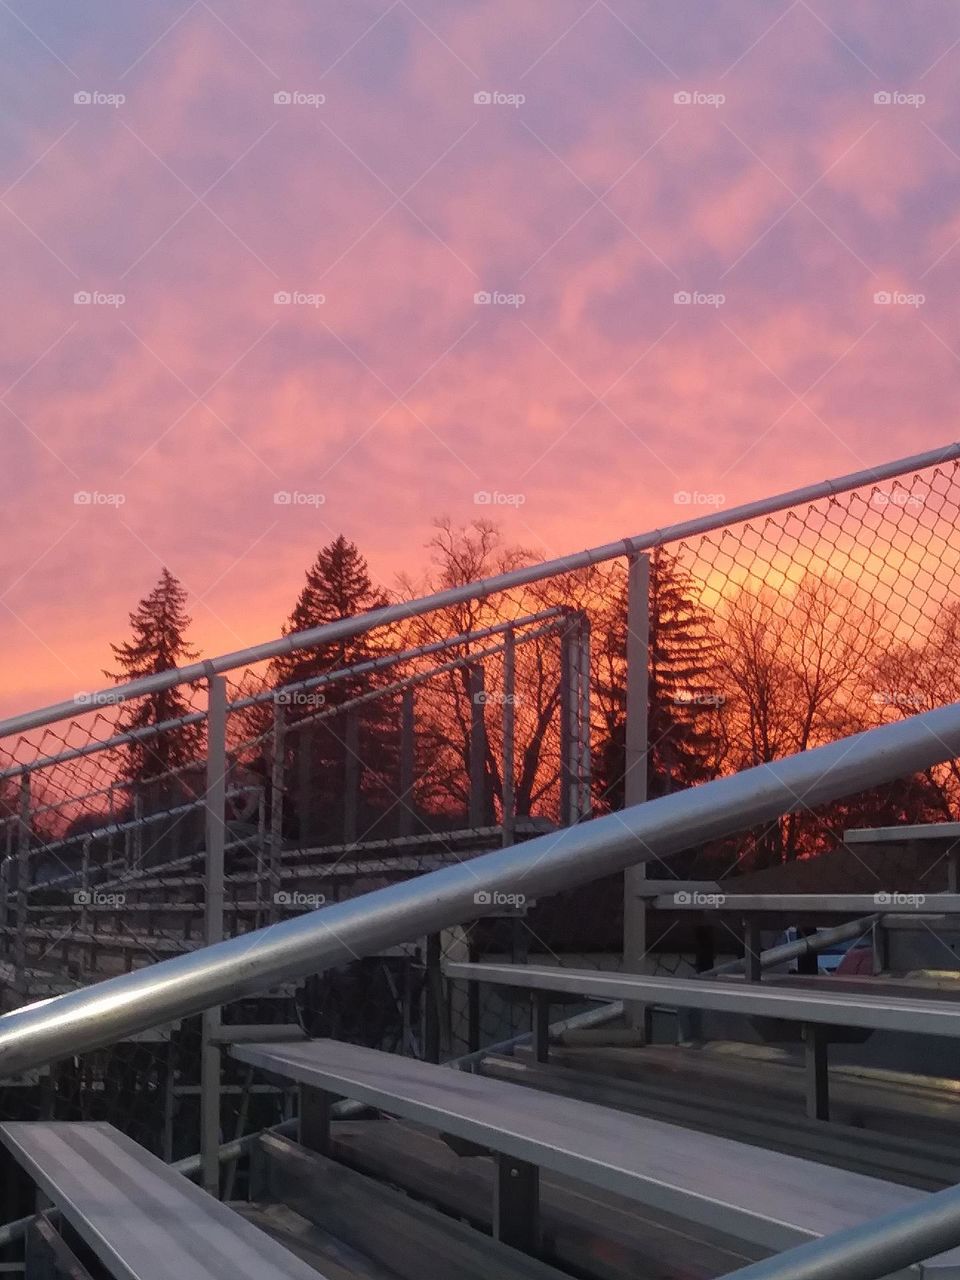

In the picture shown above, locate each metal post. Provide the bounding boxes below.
[424,932,442,1064]
[532,991,550,1063]
[201,674,227,1197]
[399,688,415,838]
[79,837,91,937]
[132,790,143,872]
[268,701,285,923]
[578,614,592,821]
[502,630,516,847]
[14,773,30,999]
[804,1023,830,1121]
[468,664,485,829]
[343,709,359,844]
[493,1154,540,1252]
[559,622,578,827]
[744,917,762,983]
[623,553,651,1034]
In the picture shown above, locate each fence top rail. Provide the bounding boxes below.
[2,442,956,744]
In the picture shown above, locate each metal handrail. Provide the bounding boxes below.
[2,443,956,741]
[2,698,960,1078]
[718,1179,960,1280]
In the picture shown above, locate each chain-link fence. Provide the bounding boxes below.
[2,449,960,1193]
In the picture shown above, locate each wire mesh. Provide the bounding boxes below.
[2,457,960,1169]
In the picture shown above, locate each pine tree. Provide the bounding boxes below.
[594,547,720,811]
[106,568,204,786]
[270,537,393,843]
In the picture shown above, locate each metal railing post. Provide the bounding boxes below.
[399,688,415,838]
[623,553,651,1034]
[468,664,485,828]
[501,630,516,847]
[268,701,285,923]
[14,773,30,999]
[578,614,592,822]
[201,674,227,1197]
[343,709,359,845]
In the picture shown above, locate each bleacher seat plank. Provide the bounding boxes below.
[0,1121,327,1280]
[231,1038,960,1274]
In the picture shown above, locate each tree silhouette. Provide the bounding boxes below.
[106,568,203,786]
[269,536,393,844]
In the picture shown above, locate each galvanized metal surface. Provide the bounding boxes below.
[3,703,960,1078]
[0,1121,325,1280]
[717,1180,960,1280]
[655,893,960,914]
[229,1037,960,1267]
[443,962,960,1037]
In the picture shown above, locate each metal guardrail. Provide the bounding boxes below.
[1,442,956,742]
[2,698,960,1077]
[718,1179,960,1280]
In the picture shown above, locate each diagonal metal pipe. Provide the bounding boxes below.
[1,701,960,1079]
[717,1179,960,1280]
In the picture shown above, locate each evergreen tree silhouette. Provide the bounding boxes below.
[106,568,204,787]
[270,537,394,844]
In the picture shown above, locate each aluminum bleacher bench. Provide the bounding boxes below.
[231,1037,960,1277]
[443,960,960,1121]
[0,1121,328,1280]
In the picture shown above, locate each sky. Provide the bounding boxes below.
[3,0,960,716]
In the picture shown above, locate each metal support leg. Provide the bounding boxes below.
[622,553,651,1034]
[493,1154,540,1253]
[424,932,442,1064]
[532,991,550,1063]
[299,1085,334,1155]
[744,917,762,983]
[467,947,481,1056]
[797,928,819,976]
[201,674,227,1198]
[803,1023,830,1121]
